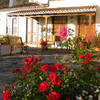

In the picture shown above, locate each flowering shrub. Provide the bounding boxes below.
[40,40,47,46]
[1,51,100,100]
[59,27,74,50]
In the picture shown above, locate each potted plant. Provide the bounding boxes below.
[40,40,48,51]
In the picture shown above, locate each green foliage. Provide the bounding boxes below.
[93,33,100,48]
[0,0,28,8]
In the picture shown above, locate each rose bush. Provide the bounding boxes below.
[1,50,100,100]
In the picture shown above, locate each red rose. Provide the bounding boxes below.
[82,60,90,65]
[2,89,12,100]
[49,73,57,82]
[85,53,92,60]
[41,64,49,72]
[12,68,20,73]
[64,66,70,71]
[44,41,47,45]
[24,65,28,71]
[49,73,61,86]
[56,64,62,70]
[38,82,49,92]
[78,55,85,59]
[22,71,27,77]
[48,91,61,100]
[54,56,57,59]
[52,76,62,86]
[48,65,57,73]
[96,66,100,72]
[30,60,36,66]
[40,40,44,45]
[66,97,70,100]
[10,85,14,89]
[24,57,33,65]
[38,57,42,61]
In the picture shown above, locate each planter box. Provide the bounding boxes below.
[0,44,11,56]
[11,47,22,54]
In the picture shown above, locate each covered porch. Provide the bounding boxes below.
[8,6,97,48]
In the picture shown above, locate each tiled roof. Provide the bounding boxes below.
[8,6,97,16]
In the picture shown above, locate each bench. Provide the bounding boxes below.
[9,36,27,55]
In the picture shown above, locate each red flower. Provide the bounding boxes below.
[78,55,85,59]
[48,91,61,100]
[54,56,57,59]
[24,57,33,65]
[49,73,57,82]
[66,97,70,100]
[38,82,49,92]
[48,65,57,73]
[2,89,12,100]
[22,71,27,77]
[30,60,36,66]
[38,57,42,61]
[96,66,100,72]
[82,60,90,65]
[52,76,62,86]
[12,68,20,73]
[40,40,44,45]
[41,64,49,72]
[10,85,14,89]
[64,66,70,71]
[44,41,47,45]
[56,64,62,70]
[49,73,61,86]
[85,53,92,60]
[40,40,47,46]
[24,65,28,71]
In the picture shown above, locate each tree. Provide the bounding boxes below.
[0,0,28,8]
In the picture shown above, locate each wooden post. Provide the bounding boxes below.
[89,15,92,33]
[77,16,80,36]
[30,17,33,43]
[44,16,48,41]
[26,17,28,44]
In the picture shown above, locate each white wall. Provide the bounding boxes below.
[68,16,77,38]
[18,17,26,42]
[0,13,7,36]
[49,0,99,8]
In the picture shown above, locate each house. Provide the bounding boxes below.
[0,0,100,48]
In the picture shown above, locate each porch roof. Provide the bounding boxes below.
[8,6,97,16]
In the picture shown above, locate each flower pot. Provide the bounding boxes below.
[0,44,11,56]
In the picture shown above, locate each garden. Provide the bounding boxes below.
[1,27,100,100]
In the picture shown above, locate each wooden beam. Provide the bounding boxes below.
[10,12,96,18]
